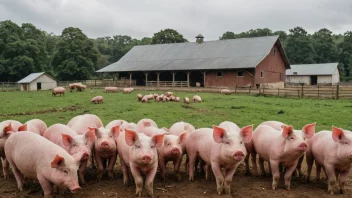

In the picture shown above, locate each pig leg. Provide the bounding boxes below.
[338,166,352,194]
[95,155,104,182]
[224,166,238,194]
[251,151,258,177]
[325,164,337,195]
[145,165,158,198]
[296,155,304,177]
[306,151,314,182]
[245,154,251,176]
[130,165,143,197]
[9,162,24,191]
[316,164,322,182]
[158,156,167,184]
[38,175,53,198]
[107,154,117,180]
[119,157,130,186]
[188,152,197,181]
[211,162,225,195]
[205,164,212,181]
[1,157,9,179]
[79,161,87,185]
[259,157,265,176]
[268,162,272,175]
[91,148,95,169]
[283,163,298,190]
[173,156,182,181]
[270,160,280,190]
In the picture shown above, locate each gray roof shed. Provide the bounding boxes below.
[97,35,290,73]
[17,72,55,83]
[286,63,339,76]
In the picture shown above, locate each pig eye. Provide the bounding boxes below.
[290,137,294,140]
[151,145,155,148]
[240,141,243,144]
[136,145,141,149]
[63,170,69,175]
[225,142,230,145]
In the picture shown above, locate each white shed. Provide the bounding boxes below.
[17,72,57,91]
[286,63,340,85]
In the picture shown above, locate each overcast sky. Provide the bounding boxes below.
[1,0,351,41]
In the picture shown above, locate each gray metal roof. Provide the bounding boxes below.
[97,35,290,73]
[286,63,339,76]
[17,72,45,83]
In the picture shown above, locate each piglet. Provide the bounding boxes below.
[52,87,66,96]
[137,94,143,101]
[193,95,202,103]
[5,132,82,197]
[306,126,352,194]
[184,97,190,104]
[221,89,231,95]
[106,120,128,130]
[116,129,164,197]
[68,114,103,135]
[91,96,103,104]
[186,125,253,195]
[137,119,158,131]
[18,119,47,136]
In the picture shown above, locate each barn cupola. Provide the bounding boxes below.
[195,34,204,43]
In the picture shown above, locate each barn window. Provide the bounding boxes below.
[237,71,243,77]
[260,70,264,78]
[280,73,283,81]
[293,72,297,75]
[274,49,276,56]
[217,71,223,77]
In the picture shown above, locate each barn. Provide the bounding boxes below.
[97,35,290,88]
[17,72,57,91]
[286,63,340,85]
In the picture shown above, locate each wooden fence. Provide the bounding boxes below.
[57,79,136,88]
[0,82,20,91]
[146,81,188,87]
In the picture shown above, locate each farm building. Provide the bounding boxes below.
[97,35,290,88]
[286,63,340,85]
[17,72,57,91]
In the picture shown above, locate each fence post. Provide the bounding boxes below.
[336,85,339,100]
[263,87,265,96]
[2,82,3,91]
[249,86,251,95]
[301,85,304,98]
[278,88,280,96]
[298,90,300,97]
[235,86,237,95]
[318,85,320,99]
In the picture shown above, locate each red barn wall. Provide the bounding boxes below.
[205,69,254,88]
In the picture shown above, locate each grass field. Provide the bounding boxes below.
[0,89,351,131]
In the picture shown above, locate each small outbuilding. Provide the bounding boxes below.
[286,63,340,85]
[17,72,57,91]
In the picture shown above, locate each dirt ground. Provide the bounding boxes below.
[0,158,351,198]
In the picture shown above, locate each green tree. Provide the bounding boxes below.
[52,27,98,80]
[312,28,338,63]
[139,37,152,45]
[284,27,316,64]
[274,31,288,42]
[220,31,236,40]
[338,31,352,77]
[151,29,188,44]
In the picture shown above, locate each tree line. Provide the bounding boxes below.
[0,20,351,81]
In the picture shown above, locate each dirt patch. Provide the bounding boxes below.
[181,105,196,109]
[0,105,81,117]
[231,106,246,109]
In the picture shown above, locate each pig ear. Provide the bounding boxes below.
[84,129,95,142]
[3,123,14,135]
[240,125,253,143]
[302,123,316,139]
[281,125,293,139]
[212,125,226,143]
[51,154,65,168]
[125,129,139,146]
[143,121,151,127]
[152,134,165,148]
[161,127,169,132]
[179,132,187,143]
[61,134,73,146]
[111,125,120,138]
[89,126,100,138]
[332,126,345,142]
[18,124,27,132]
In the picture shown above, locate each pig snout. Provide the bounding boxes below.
[70,186,81,193]
[81,152,89,161]
[232,151,245,161]
[101,141,110,149]
[171,148,181,156]
[141,155,152,163]
[297,142,308,152]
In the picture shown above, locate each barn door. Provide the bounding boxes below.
[37,82,42,90]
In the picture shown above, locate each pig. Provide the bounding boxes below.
[174,97,180,102]
[186,125,253,195]
[250,124,315,190]
[68,114,104,135]
[116,129,164,197]
[153,93,159,99]
[105,120,128,130]
[184,97,190,104]
[52,87,66,96]
[221,89,231,95]
[5,132,82,197]
[69,83,77,92]
[170,96,176,101]
[104,87,118,93]
[142,126,168,137]
[141,95,149,103]
[196,82,201,87]
[123,88,133,94]
[93,126,120,181]
[18,119,47,136]
[77,84,87,91]
[166,92,173,97]
[121,122,140,133]
[137,119,158,131]
[137,94,143,101]
[91,96,104,104]
[0,120,22,179]
[306,127,352,195]
[193,95,202,103]
[162,96,167,102]
[43,124,95,184]
[146,94,154,100]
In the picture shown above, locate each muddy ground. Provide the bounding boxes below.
[0,158,351,198]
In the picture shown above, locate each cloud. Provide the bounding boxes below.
[0,0,351,41]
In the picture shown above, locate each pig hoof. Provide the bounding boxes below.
[272,185,277,190]
[135,192,142,197]
[328,190,334,195]
[285,185,291,191]
[109,175,114,180]
[340,189,345,194]
[176,174,182,181]
[245,171,252,176]
[224,188,231,194]
[217,188,224,195]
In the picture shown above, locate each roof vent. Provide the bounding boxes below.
[195,34,204,43]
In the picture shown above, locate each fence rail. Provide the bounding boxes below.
[57,79,136,88]
[146,81,188,87]
[0,82,20,91]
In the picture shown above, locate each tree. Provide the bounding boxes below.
[312,28,338,63]
[220,31,236,40]
[151,29,188,44]
[52,27,98,80]
[284,27,316,64]
[139,37,152,45]
[274,31,288,42]
[338,31,352,77]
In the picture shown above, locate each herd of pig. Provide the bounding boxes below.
[0,116,351,197]
[137,92,202,104]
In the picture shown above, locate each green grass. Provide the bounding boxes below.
[0,90,351,131]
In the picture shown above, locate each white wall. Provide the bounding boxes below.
[29,74,57,91]
[286,76,310,85]
[332,68,340,85]
[317,76,332,84]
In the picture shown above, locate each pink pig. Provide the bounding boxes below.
[5,132,82,197]
[116,129,164,197]
[0,120,22,179]
[68,114,104,135]
[137,119,158,131]
[106,120,128,130]
[250,124,315,190]
[18,119,47,136]
[306,126,352,195]
[186,125,253,195]
[91,96,103,104]
[43,124,95,184]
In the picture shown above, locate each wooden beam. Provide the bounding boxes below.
[156,72,160,87]
[129,72,132,86]
[186,71,191,87]
[144,72,149,87]
[171,71,176,87]
[201,71,207,88]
